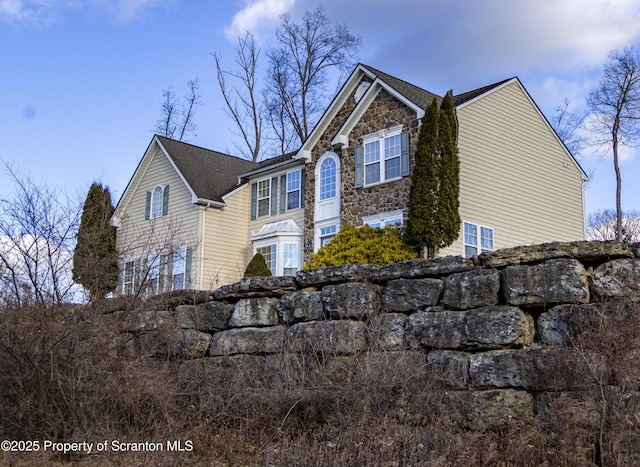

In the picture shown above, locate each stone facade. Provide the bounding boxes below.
[302,80,421,262]
[115,240,640,436]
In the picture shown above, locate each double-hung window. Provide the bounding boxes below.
[464,222,494,257]
[287,170,301,210]
[283,243,299,276]
[172,248,187,290]
[146,252,159,296]
[319,225,337,247]
[356,126,408,188]
[256,244,277,275]
[122,260,135,295]
[257,179,271,218]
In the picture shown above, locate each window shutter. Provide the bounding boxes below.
[250,183,257,220]
[185,248,192,289]
[270,177,278,216]
[354,146,364,188]
[280,174,287,213]
[133,259,140,295]
[400,131,410,176]
[117,262,125,295]
[300,169,305,208]
[162,185,170,216]
[145,192,151,220]
[159,254,168,293]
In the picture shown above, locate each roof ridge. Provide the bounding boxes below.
[155,134,251,163]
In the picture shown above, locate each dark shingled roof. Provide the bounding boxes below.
[156,135,257,203]
[453,78,514,106]
[360,64,441,109]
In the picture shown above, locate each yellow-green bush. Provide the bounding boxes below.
[304,224,418,269]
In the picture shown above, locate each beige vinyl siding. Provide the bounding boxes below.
[198,185,252,290]
[440,81,585,256]
[116,144,199,281]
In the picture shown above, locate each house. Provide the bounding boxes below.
[288,64,587,260]
[113,64,587,295]
[111,135,257,295]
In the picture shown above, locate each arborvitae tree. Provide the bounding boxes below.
[73,183,118,301]
[405,98,441,258]
[405,93,460,258]
[437,91,461,249]
[304,224,417,269]
[244,252,272,277]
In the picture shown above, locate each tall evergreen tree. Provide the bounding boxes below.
[437,91,461,248]
[73,183,118,301]
[405,93,460,258]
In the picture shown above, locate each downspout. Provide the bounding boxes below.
[200,205,208,290]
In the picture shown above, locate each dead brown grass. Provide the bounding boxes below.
[0,297,638,466]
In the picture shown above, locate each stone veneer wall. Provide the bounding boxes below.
[120,240,640,426]
[302,83,421,262]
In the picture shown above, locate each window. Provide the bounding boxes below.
[172,248,187,290]
[146,185,169,220]
[464,222,494,257]
[287,170,301,210]
[123,260,135,295]
[364,131,402,185]
[319,225,337,247]
[356,128,408,188]
[257,179,271,218]
[283,243,299,276]
[319,158,336,200]
[146,252,159,296]
[256,244,277,275]
[363,210,403,228]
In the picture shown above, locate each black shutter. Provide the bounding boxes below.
[354,146,364,188]
[280,174,287,213]
[400,132,410,176]
[162,185,170,216]
[145,191,151,220]
[270,177,278,216]
[250,183,257,220]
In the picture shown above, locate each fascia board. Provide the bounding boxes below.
[294,65,375,160]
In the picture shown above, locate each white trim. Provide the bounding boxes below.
[463,221,494,257]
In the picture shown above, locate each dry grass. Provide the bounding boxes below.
[0,297,638,466]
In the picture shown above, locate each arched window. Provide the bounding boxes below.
[151,186,164,219]
[319,158,336,200]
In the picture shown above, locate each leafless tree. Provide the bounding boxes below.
[586,47,640,241]
[0,165,82,308]
[264,6,360,152]
[551,98,586,155]
[587,209,640,243]
[213,33,263,162]
[155,78,202,142]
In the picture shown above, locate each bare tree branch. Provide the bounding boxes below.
[213,33,263,162]
[586,47,640,241]
[155,78,202,142]
[551,98,586,155]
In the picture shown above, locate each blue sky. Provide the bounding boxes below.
[1,0,639,217]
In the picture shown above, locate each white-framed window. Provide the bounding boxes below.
[363,126,402,186]
[146,185,169,220]
[123,259,135,295]
[283,243,299,276]
[464,222,494,257]
[363,210,403,228]
[287,170,301,210]
[256,244,277,276]
[319,158,337,200]
[172,247,187,290]
[319,225,338,247]
[257,179,271,218]
[146,252,159,296]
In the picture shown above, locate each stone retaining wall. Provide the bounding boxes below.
[116,240,640,428]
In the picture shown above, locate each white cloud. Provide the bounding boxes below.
[224,0,294,42]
